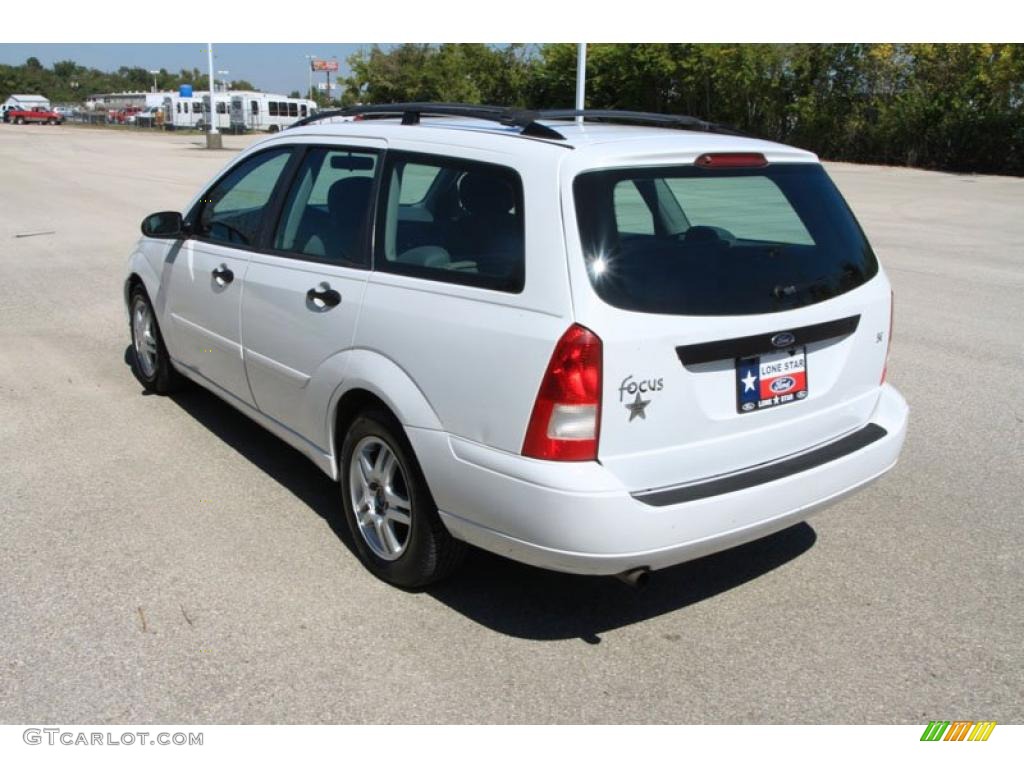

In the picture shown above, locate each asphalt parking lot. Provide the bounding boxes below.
[1,124,1021,724]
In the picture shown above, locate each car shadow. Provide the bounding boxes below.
[427,524,815,642]
[158,371,361,561]
[130,347,817,642]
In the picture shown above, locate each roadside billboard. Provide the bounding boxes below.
[310,59,339,72]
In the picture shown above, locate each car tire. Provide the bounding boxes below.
[15,117,24,125]
[339,409,466,588]
[128,284,182,394]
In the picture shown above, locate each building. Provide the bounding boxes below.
[1,94,51,112]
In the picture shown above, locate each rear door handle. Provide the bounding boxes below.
[306,282,341,308]
[212,264,234,284]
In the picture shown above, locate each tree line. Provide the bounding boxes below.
[0,57,256,105]
[341,44,1024,175]
[4,45,1019,174]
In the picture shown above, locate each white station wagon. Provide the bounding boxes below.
[125,104,908,588]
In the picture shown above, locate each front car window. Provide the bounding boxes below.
[192,149,292,247]
[573,163,878,315]
[273,147,378,265]
[377,154,524,293]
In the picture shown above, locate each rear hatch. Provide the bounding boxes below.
[567,153,892,492]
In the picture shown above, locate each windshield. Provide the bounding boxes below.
[572,163,878,315]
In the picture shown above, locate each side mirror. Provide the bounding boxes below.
[141,211,185,239]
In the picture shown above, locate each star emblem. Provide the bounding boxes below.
[624,391,651,422]
[741,370,757,392]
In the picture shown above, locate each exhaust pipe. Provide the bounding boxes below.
[614,567,651,589]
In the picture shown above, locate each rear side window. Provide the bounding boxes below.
[273,148,378,265]
[376,153,524,293]
[574,163,878,315]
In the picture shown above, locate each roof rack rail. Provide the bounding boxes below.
[287,103,747,140]
[288,102,566,140]
[535,109,747,136]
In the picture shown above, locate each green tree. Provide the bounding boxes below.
[342,44,532,106]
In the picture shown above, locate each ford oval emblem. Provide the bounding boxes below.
[771,376,796,393]
[771,332,796,348]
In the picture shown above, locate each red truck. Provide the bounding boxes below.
[114,106,142,124]
[4,106,63,125]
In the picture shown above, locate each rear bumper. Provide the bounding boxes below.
[410,384,908,576]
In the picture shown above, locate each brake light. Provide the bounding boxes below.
[695,152,767,169]
[881,290,894,384]
[522,324,602,461]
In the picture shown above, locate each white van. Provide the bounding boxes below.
[161,95,205,130]
[162,92,316,132]
[229,93,318,133]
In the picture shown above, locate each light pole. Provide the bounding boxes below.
[304,54,318,102]
[149,70,159,93]
[326,56,338,106]
[576,43,586,126]
[206,43,220,148]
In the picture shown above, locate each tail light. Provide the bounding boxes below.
[522,324,602,461]
[881,290,894,383]
[695,152,767,169]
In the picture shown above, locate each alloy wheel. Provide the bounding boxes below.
[131,296,159,379]
[348,436,413,561]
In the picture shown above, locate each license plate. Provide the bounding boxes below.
[736,347,808,413]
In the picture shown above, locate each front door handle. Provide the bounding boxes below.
[212,264,234,284]
[306,282,341,308]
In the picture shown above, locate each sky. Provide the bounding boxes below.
[0,44,387,95]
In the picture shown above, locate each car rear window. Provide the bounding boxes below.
[573,163,878,315]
